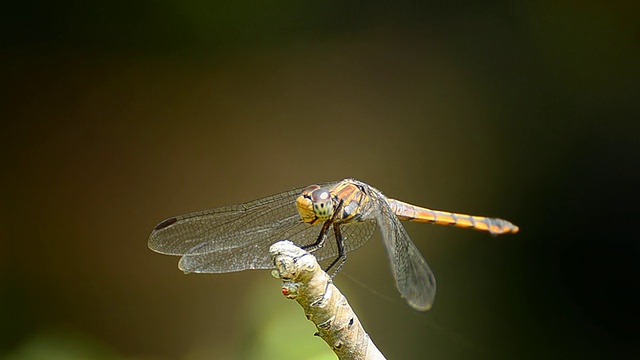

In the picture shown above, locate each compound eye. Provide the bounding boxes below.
[310,188,330,202]
[301,185,320,198]
[310,188,333,220]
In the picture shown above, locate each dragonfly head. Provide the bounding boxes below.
[296,185,334,224]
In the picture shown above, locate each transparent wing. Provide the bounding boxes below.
[177,217,313,273]
[148,181,377,274]
[371,192,436,311]
[179,219,376,273]
[148,184,319,256]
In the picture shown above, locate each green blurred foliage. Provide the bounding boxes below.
[5,327,124,360]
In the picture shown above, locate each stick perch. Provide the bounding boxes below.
[270,240,386,360]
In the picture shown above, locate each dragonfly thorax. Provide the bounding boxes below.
[296,185,334,225]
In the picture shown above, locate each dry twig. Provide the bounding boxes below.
[270,240,386,360]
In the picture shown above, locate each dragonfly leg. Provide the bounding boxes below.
[302,220,332,252]
[302,200,344,253]
[325,222,346,277]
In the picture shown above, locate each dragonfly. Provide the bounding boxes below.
[149,178,518,311]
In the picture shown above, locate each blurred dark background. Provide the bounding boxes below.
[2,1,638,359]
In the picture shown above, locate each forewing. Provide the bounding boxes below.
[148,186,304,255]
[149,181,342,256]
[373,195,436,311]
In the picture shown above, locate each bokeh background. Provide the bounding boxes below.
[2,1,638,359]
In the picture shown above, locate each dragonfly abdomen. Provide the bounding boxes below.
[387,199,519,235]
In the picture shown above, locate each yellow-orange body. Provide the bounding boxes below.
[297,179,519,235]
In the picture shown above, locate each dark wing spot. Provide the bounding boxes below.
[154,217,177,230]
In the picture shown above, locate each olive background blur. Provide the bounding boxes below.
[2,1,638,359]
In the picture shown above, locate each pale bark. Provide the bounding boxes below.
[270,240,386,360]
